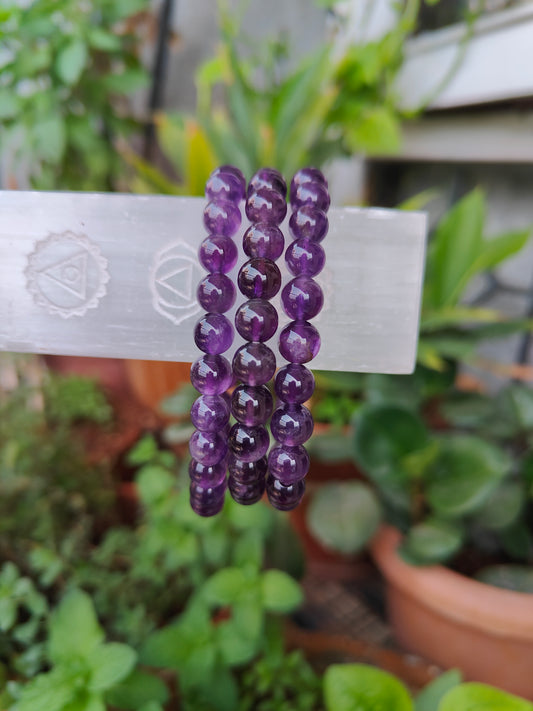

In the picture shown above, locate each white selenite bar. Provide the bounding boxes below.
[0,191,426,374]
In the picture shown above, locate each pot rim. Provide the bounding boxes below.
[371,526,533,640]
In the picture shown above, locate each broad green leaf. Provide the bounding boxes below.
[306,429,354,464]
[0,89,20,120]
[399,519,463,566]
[347,105,401,154]
[87,28,121,52]
[261,570,303,613]
[33,115,66,163]
[439,392,495,429]
[307,482,382,554]
[136,465,174,507]
[55,39,88,85]
[473,228,530,274]
[415,670,462,711]
[439,683,533,710]
[216,619,259,666]
[324,664,413,711]
[160,384,197,416]
[196,667,238,711]
[0,598,16,630]
[474,483,525,531]
[17,668,75,711]
[49,589,104,665]
[202,568,248,606]
[498,384,533,431]
[476,565,533,593]
[501,521,533,560]
[88,643,136,691]
[127,435,159,465]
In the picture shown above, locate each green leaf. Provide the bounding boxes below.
[400,519,464,566]
[0,598,17,631]
[473,228,530,273]
[136,465,174,507]
[476,565,533,593]
[438,683,533,710]
[48,589,104,665]
[398,188,440,212]
[88,643,136,691]
[347,106,401,154]
[87,28,122,52]
[498,384,533,431]
[55,39,88,85]
[202,568,248,606]
[104,67,148,95]
[196,667,238,711]
[306,429,354,463]
[160,384,197,416]
[415,670,462,711]
[307,482,382,554]
[473,483,525,531]
[260,570,303,613]
[33,115,66,163]
[0,89,20,120]
[216,619,259,666]
[17,668,76,711]
[324,664,414,711]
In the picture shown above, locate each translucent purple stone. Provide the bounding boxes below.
[274,364,315,404]
[243,223,285,260]
[190,479,226,517]
[266,474,305,511]
[292,181,330,212]
[190,355,233,395]
[194,313,233,355]
[238,258,281,300]
[235,299,278,342]
[289,205,329,242]
[191,394,230,432]
[285,238,326,276]
[197,273,236,313]
[270,404,314,446]
[232,343,277,386]
[212,165,246,191]
[228,474,265,505]
[245,188,287,225]
[228,423,269,462]
[203,200,242,236]
[227,455,268,484]
[199,235,238,273]
[247,168,287,197]
[231,384,273,426]
[290,167,327,203]
[205,172,245,204]
[281,276,324,320]
[268,445,310,485]
[189,457,227,487]
[189,429,228,465]
[279,320,321,364]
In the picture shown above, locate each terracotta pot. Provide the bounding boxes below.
[43,355,130,393]
[124,359,191,413]
[372,526,533,699]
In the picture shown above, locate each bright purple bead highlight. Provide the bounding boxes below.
[292,181,330,212]
[189,458,227,487]
[228,455,268,484]
[268,445,310,485]
[274,364,315,404]
[271,404,314,446]
[205,172,245,204]
[266,474,305,512]
[203,200,242,236]
[285,238,326,276]
[238,258,281,300]
[235,299,278,343]
[279,320,321,364]
[199,235,238,274]
[243,223,285,260]
[190,479,226,517]
[290,168,327,202]
[189,429,228,466]
[247,168,287,197]
[246,188,287,225]
[194,313,233,355]
[197,273,236,313]
[228,475,265,505]
[191,394,230,432]
[231,384,273,426]
[281,276,324,320]
[289,205,328,242]
[211,165,246,194]
[190,355,233,395]
[232,343,277,386]
[228,423,269,462]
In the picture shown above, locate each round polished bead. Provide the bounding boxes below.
[238,258,281,300]
[279,320,320,364]
[268,445,310,485]
[205,172,245,204]
[232,343,277,386]
[266,474,305,511]
[271,404,314,446]
[281,276,324,320]
[231,385,273,426]
[243,223,285,260]
[191,395,230,432]
[197,273,236,313]
[274,364,315,404]
[289,205,328,242]
[194,313,233,355]
[199,234,238,273]
[247,168,287,197]
[189,457,227,487]
[292,181,330,212]
[235,299,278,343]
[211,165,246,193]
[228,423,269,462]
[203,200,242,236]
[228,474,265,505]
[285,238,326,276]
[290,167,327,203]
[190,479,226,517]
[227,455,268,484]
[190,355,233,395]
[245,188,287,225]
[189,429,228,465]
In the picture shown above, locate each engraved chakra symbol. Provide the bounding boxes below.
[25,231,109,318]
[150,240,202,325]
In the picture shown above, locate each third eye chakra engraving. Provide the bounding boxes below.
[25,231,109,318]
[150,240,202,325]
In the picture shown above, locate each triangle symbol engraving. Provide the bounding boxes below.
[156,264,192,301]
[41,252,88,300]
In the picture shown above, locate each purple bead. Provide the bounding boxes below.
[190,479,226,517]
[190,355,233,395]
[271,404,314,446]
[197,273,236,313]
[245,188,287,225]
[228,423,269,462]
[235,299,278,343]
[228,474,265,505]
[274,364,315,404]
[266,474,305,511]
[243,223,285,260]
[191,394,230,432]
[206,172,245,204]
[189,429,228,465]
[289,206,328,242]
[238,258,281,300]
[268,445,310,485]
[291,181,330,212]
[227,455,268,484]
[279,320,321,364]
[232,343,277,386]
[194,313,233,355]
[189,457,227,487]
[199,235,238,273]
[290,168,327,203]
[211,165,246,194]
[203,200,242,236]
[247,168,287,197]
[285,238,326,276]
[281,276,324,320]
[231,385,273,426]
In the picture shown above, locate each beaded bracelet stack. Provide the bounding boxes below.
[189,165,329,516]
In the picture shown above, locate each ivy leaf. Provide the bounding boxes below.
[88,643,137,691]
[55,39,88,85]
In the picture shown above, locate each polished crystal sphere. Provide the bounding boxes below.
[290,167,327,202]
[266,474,305,511]
[235,299,278,342]
[232,343,277,386]
[245,188,287,225]
[190,478,226,517]
[228,423,269,462]
[189,429,228,465]
[203,200,242,236]
[274,363,315,404]
[205,171,245,203]
[191,394,230,432]
[268,445,310,485]
[292,181,330,212]
[281,276,324,320]
[197,273,236,313]
[211,165,246,193]
[194,313,233,355]
[285,238,325,276]
[270,404,314,446]
[238,258,281,300]
[247,168,287,197]
[243,223,285,260]
[199,234,238,274]
[190,355,233,395]
[189,457,227,487]
[279,320,320,364]
[289,205,328,242]
[227,454,268,484]
[231,384,273,426]
[228,474,265,505]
